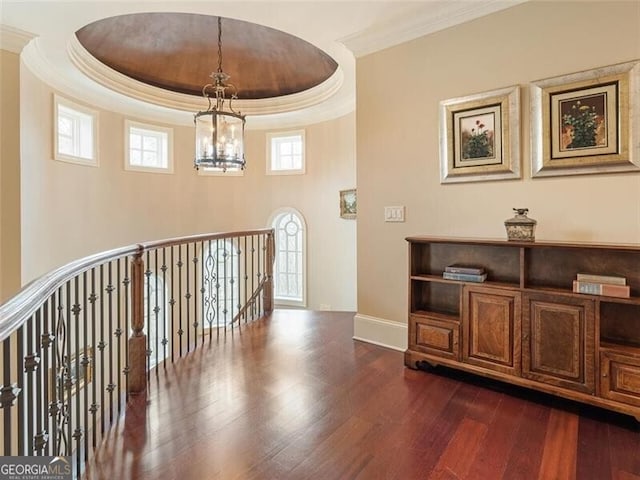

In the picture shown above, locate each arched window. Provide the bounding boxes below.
[201,239,240,327]
[270,208,306,307]
[143,273,169,369]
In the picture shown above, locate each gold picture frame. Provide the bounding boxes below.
[340,189,356,219]
[531,60,640,177]
[439,85,521,183]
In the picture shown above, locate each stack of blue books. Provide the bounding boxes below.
[442,264,487,282]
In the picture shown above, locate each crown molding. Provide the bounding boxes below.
[341,0,529,58]
[21,34,352,129]
[245,90,355,130]
[21,37,186,125]
[0,24,36,54]
[67,34,344,116]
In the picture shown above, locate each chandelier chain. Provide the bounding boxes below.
[217,16,223,74]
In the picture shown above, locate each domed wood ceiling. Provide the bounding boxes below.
[75,12,339,100]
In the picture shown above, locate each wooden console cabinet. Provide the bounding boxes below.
[405,237,640,420]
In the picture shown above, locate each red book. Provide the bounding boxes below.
[573,280,630,298]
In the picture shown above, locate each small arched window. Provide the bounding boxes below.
[270,208,306,307]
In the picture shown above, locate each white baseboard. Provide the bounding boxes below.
[353,313,407,352]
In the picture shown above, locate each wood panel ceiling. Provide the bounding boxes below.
[75,13,338,100]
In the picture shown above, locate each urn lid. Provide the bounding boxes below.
[505,208,537,226]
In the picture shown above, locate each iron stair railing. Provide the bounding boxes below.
[0,228,274,478]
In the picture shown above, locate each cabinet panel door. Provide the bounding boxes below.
[601,350,640,407]
[523,293,595,394]
[410,315,460,360]
[462,286,521,375]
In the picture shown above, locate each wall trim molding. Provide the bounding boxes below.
[353,313,407,352]
[340,0,528,58]
[0,25,35,54]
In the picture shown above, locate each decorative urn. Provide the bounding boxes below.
[504,208,537,242]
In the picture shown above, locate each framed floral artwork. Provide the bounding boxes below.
[439,85,520,183]
[531,60,640,177]
[340,189,356,219]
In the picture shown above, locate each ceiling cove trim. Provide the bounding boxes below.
[22,35,352,129]
[66,35,344,117]
[341,0,529,58]
[0,25,36,54]
[245,91,354,131]
[22,37,193,126]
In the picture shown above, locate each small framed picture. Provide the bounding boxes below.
[439,85,520,183]
[531,60,640,177]
[50,346,94,398]
[340,189,356,219]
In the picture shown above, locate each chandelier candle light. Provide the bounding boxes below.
[194,16,246,171]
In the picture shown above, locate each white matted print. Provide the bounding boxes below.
[440,85,520,183]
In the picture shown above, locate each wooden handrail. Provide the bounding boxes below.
[139,228,274,251]
[232,275,268,324]
[0,244,141,342]
[0,228,274,343]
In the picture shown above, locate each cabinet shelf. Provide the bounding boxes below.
[411,310,459,323]
[414,274,640,302]
[524,285,640,304]
[596,296,640,306]
[601,341,640,354]
[406,237,640,420]
[411,273,519,290]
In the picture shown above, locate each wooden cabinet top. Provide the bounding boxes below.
[405,236,640,252]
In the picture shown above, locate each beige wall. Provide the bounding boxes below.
[356,1,640,333]
[236,115,357,310]
[19,66,356,311]
[0,50,22,302]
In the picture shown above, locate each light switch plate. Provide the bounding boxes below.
[384,206,405,222]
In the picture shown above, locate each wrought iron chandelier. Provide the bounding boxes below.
[194,16,246,171]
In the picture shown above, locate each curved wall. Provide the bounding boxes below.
[19,65,356,311]
[0,50,22,302]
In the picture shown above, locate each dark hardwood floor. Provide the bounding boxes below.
[84,310,640,480]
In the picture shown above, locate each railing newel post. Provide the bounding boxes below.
[128,246,146,395]
[263,230,275,314]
